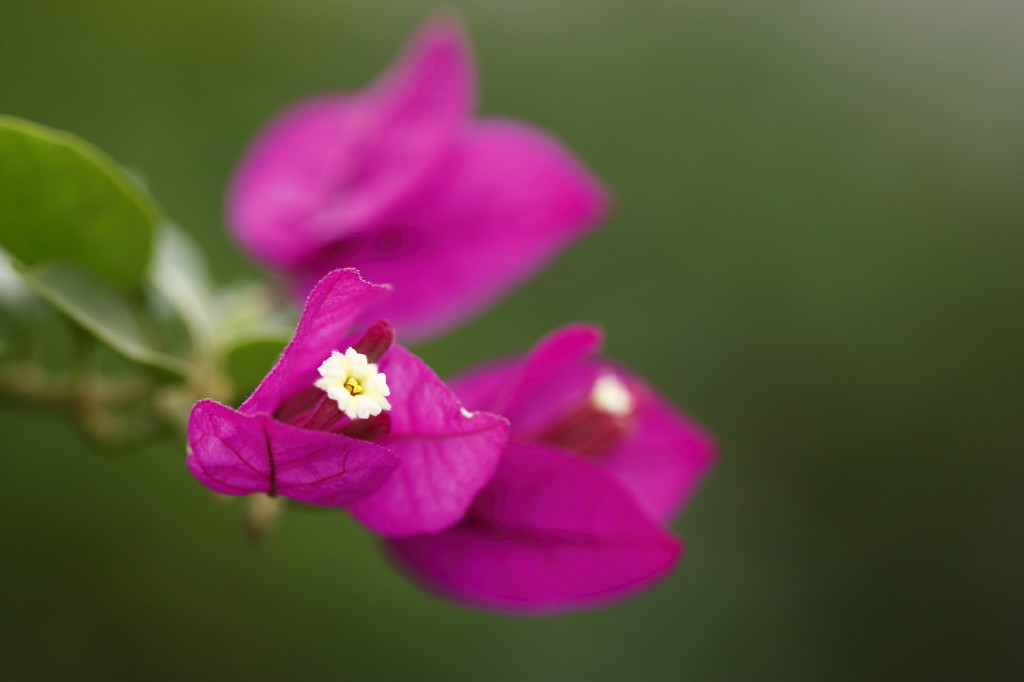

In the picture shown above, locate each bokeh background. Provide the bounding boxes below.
[2,0,1022,679]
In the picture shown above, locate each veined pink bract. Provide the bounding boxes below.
[186,269,509,536]
[228,17,607,342]
[388,325,715,613]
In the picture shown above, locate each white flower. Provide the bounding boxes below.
[314,348,392,420]
[590,373,634,416]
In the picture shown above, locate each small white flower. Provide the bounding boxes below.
[590,373,634,417]
[315,348,392,420]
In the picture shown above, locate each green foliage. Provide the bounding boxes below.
[148,224,219,354]
[148,226,291,398]
[226,338,287,399]
[0,116,158,289]
[15,260,188,375]
[214,283,292,400]
[0,123,291,395]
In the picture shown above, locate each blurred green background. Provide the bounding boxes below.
[2,0,1022,679]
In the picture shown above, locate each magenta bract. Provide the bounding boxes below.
[186,269,509,536]
[228,17,607,341]
[388,325,715,613]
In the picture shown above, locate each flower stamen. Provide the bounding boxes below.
[591,374,634,416]
[315,348,392,420]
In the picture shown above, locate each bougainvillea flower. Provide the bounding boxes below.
[186,268,509,536]
[228,17,607,341]
[388,324,715,613]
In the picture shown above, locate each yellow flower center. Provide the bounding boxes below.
[344,377,364,395]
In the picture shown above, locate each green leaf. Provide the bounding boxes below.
[0,246,32,308]
[16,261,187,376]
[215,283,294,353]
[215,284,292,400]
[148,224,218,352]
[0,116,158,288]
[226,338,288,399]
[149,230,293,379]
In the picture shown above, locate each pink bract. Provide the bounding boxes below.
[388,325,715,613]
[186,269,509,536]
[228,17,607,341]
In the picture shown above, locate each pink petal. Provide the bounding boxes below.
[228,95,369,267]
[450,324,716,521]
[444,358,519,415]
[521,365,716,520]
[242,268,391,415]
[187,399,398,507]
[387,442,682,614]
[371,15,476,117]
[351,346,509,537]
[516,324,603,385]
[449,324,603,429]
[228,17,473,268]
[501,323,603,420]
[340,120,608,341]
[599,383,716,522]
[350,15,475,227]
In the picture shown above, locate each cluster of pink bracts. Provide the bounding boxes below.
[186,17,714,614]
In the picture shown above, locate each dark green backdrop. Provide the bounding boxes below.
[2,1,1022,679]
